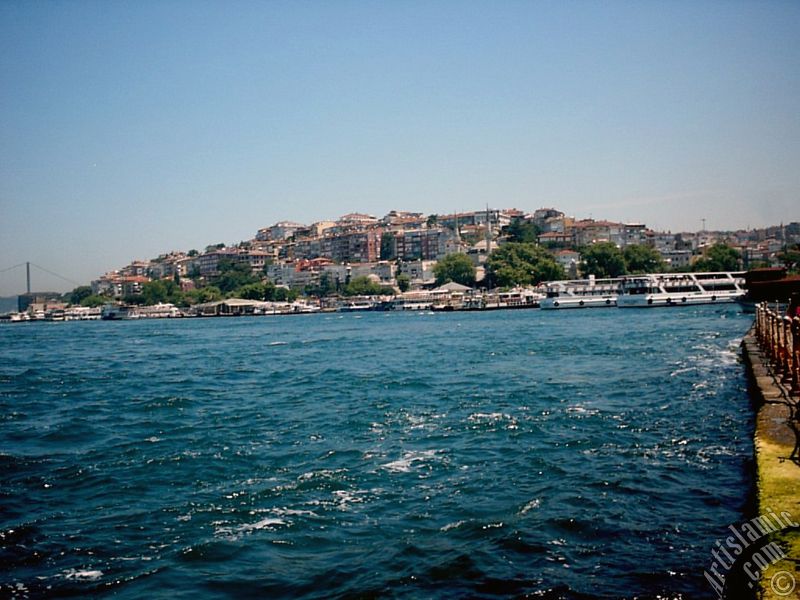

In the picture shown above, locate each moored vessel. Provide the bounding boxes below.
[539,276,621,309]
[616,271,745,307]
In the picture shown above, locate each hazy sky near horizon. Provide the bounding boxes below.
[1,1,799,294]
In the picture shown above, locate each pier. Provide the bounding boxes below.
[742,302,800,598]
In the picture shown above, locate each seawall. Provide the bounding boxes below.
[741,330,800,599]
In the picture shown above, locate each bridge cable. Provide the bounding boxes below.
[28,263,82,287]
[0,263,26,275]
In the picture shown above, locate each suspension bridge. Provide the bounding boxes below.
[0,262,81,296]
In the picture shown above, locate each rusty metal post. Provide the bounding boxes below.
[771,310,781,366]
[756,303,763,344]
[792,316,800,395]
[781,316,792,383]
[767,309,776,363]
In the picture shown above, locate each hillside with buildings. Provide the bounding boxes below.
[87,207,799,303]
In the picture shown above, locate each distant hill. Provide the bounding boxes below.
[0,296,18,314]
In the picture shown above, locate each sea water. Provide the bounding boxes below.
[0,305,754,598]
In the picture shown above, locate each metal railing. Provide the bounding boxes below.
[755,302,800,395]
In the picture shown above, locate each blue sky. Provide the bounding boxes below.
[1,1,799,294]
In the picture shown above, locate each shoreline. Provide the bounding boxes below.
[741,329,800,599]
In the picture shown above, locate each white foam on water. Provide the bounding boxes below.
[519,498,541,514]
[64,569,103,581]
[216,517,288,538]
[332,489,369,509]
[267,507,319,517]
[467,412,519,430]
[297,468,347,481]
[381,449,441,473]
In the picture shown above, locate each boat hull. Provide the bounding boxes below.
[539,296,617,309]
[616,292,743,308]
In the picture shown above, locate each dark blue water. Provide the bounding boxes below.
[1,306,754,599]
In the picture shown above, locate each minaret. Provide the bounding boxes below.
[485,205,492,253]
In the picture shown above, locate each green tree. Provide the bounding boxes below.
[184,286,222,305]
[503,218,540,244]
[433,253,476,287]
[777,243,800,273]
[273,287,299,302]
[123,293,145,305]
[380,232,396,260]
[319,273,335,296]
[303,274,335,298]
[427,214,438,227]
[141,279,183,305]
[80,294,108,308]
[215,259,260,293]
[692,243,741,272]
[396,273,411,292]
[68,285,93,306]
[623,244,666,274]
[581,242,627,278]
[187,249,199,257]
[485,243,564,287]
[343,276,384,296]
[236,282,268,300]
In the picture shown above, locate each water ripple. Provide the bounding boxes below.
[0,306,753,599]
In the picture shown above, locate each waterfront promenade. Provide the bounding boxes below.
[742,304,800,599]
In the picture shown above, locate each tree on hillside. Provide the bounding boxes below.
[485,242,564,288]
[396,273,411,292]
[503,218,540,244]
[623,244,666,274]
[184,286,222,305]
[342,276,394,296]
[273,287,299,302]
[692,244,741,272]
[80,295,108,308]
[433,253,476,287]
[777,243,800,273]
[581,242,627,278]
[68,285,93,306]
[215,259,260,293]
[380,232,396,260]
[236,282,270,301]
[141,279,183,305]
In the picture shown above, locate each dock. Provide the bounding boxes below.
[740,304,800,599]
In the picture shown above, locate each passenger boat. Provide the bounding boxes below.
[336,300,375,312]
[616,272,745,307]
[101,304,133,320]
[539,276,621,309]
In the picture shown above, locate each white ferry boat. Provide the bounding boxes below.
[336,299,375,312]
[101,304,132,320]
[539,276,622,309]
[617,272,745,308]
